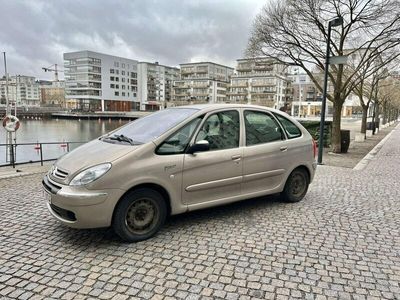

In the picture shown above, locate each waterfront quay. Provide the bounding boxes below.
[0,126,399,299]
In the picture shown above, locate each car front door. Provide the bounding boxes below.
[182,109,243,208]
[242,109,291,196]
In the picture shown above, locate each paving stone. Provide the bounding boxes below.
[1,125,400,299]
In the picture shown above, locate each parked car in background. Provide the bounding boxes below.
[43,104,317,242]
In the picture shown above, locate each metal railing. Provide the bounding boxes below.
[0,141,87,168]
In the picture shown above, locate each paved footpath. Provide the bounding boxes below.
[0,127,399,300]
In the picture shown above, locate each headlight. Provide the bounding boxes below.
[69,163,112,186]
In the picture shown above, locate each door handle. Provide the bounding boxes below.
[280,146,288,152]
[231,155,241,161]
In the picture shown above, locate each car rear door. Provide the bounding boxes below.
[241,109,291,196]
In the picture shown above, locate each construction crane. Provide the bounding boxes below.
[42,64,64,81]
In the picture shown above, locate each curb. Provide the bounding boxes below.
[353,123,399,171]
[0,169,47,180]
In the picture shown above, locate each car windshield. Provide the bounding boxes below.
[103,108,199,144]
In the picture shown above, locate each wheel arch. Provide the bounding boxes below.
[112,183,172,223]
[292,165,311,183]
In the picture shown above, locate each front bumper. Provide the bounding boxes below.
[42,175,125,229]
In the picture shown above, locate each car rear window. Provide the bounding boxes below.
[273,113,302,139]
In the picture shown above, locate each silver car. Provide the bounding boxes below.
[43,104,317,242]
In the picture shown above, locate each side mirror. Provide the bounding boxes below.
[187,140,210,154]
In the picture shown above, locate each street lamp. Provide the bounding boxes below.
[317,16,343,165]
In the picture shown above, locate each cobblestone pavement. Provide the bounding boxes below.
[1,127,399,300]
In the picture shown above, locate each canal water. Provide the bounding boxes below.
[0,118,129,166]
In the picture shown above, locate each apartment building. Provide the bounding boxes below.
[0,75,41,107]
[288,68,324,117]
[172,62,233,106]
[227,58,289,109]
[64,51,139,111]
[137,62,179,110]
[288,67,358,117]
[40,80,65,107]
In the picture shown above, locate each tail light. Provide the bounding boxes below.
[312,140,317,158]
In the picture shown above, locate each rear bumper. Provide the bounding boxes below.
[42,175,124,229]
[310,161,317,182]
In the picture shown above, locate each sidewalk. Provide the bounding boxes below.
[322,122,399,168]
[0,161,52,180]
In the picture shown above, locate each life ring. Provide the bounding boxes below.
[2,115,20,132]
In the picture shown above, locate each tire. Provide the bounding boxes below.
[112,188,167,242]
[281,168,309,203]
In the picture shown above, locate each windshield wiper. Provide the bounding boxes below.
[108,134,136,145]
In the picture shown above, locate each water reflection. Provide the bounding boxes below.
[0,119,129,166]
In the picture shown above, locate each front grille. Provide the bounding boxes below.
[53,167,69,180]
[50,203,76,221]
[43,176,62,194]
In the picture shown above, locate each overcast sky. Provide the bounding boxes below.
[0,0,266,80]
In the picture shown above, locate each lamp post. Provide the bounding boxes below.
[317,16,343,165]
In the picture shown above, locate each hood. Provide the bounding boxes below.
[50,139,141,184]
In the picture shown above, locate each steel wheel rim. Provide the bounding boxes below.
[291,173,306,197]
[125,198,159,235]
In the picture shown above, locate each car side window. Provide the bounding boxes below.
[157,117,202,155]
[274,114,302,139]
[195,110,240,150]
[244,110,284,146]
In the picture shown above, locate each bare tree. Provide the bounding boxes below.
[352,66,386,135]
[247,0,400,152]
[378,75,400,124]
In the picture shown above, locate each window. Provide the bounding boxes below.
[122,85,125,89]
[122,71,125,75]
[110,84,115,88]
[114,62,119,67]
[110,76,114,81]
[122,78,125,83]
[116,70,119,75]
[122,63,125,68]
[116,84,119,89]
[122,92,125,96]
[157,117,203,155]
[244,110,283,145]
[115,77,119,82]
[274,113,302,139]
[110,108,199,144]
[195,110,240,150]
[115,91,119,96]
[110,69,115,74]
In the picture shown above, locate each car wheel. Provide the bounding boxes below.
[281,168,309,203]
[113,188,167,242]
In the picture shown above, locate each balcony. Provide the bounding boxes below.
[196,67,208,73]
[251,81,275,87]
[230,82,248,88]
[236,64,252,71]
[227,91,247,96]
[250,90,276,94]
[181,69,195,74]
[254,64,274,71]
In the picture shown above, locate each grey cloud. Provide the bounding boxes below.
[0,0,265,80]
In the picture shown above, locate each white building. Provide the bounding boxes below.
[64,50,139,111]
[173,62,233,106]
[0,75,41,107]
[137,62,179,111]
[228,58,289,109]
